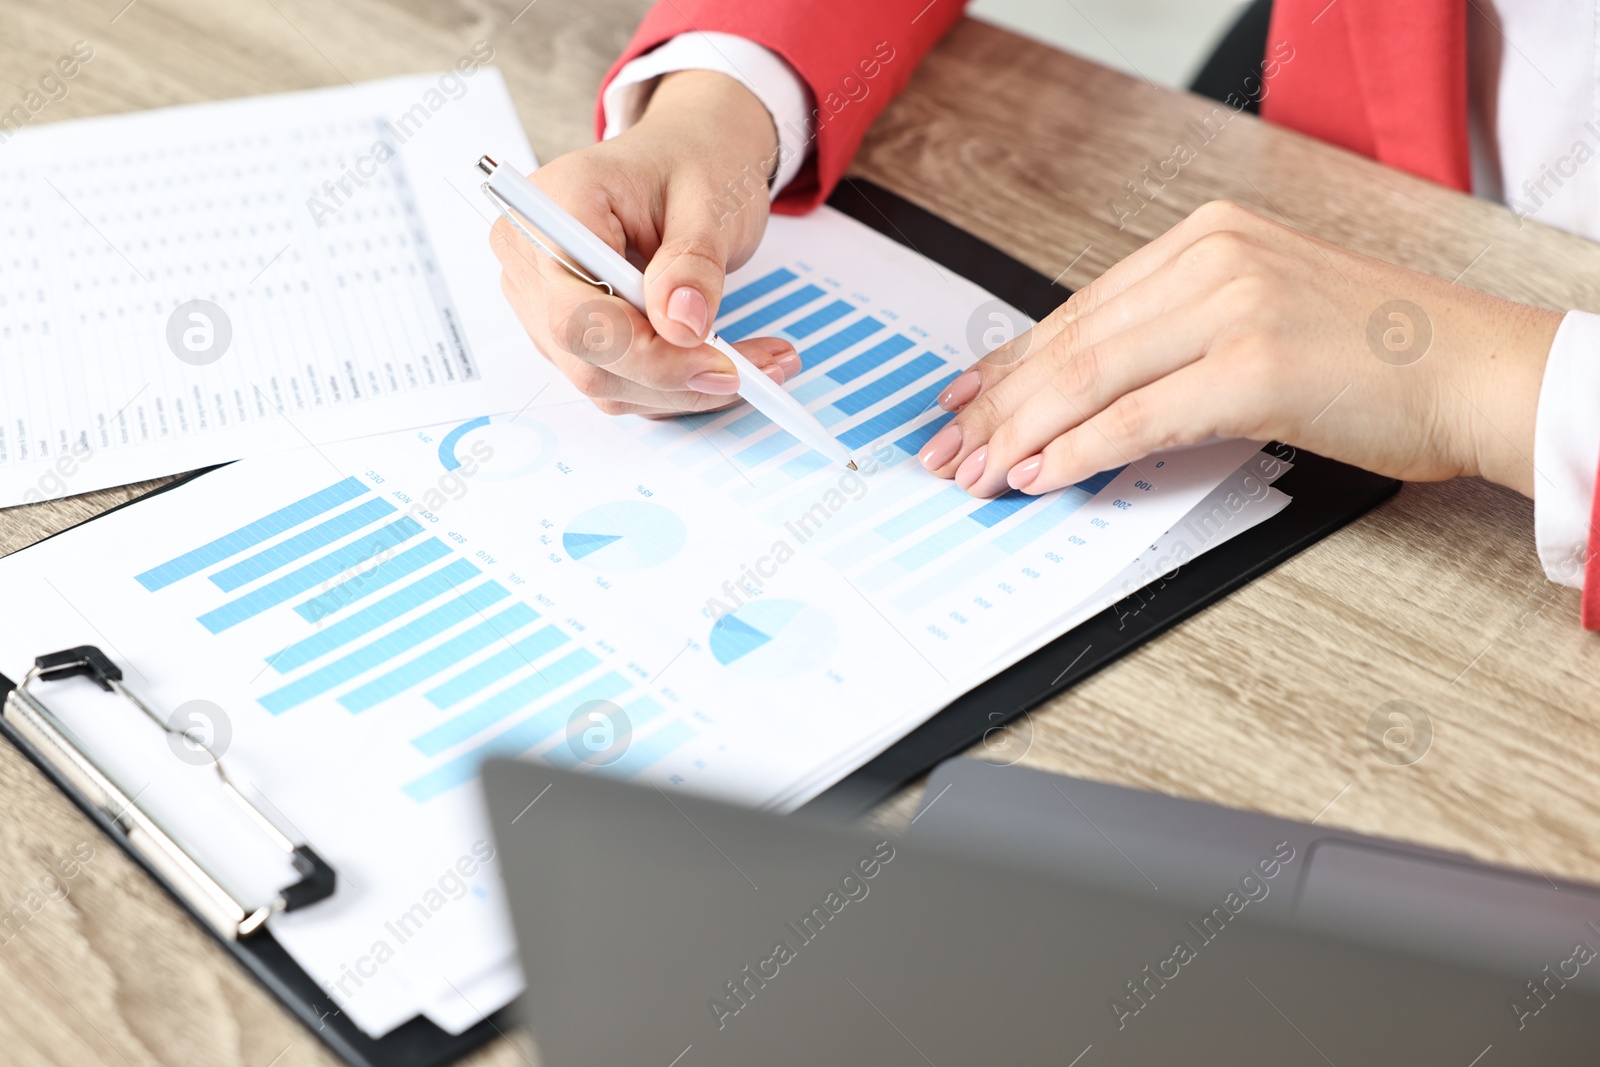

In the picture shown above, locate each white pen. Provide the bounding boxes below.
[477,156,856,470]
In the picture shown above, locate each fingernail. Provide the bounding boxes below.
[774,349,802,378]
[919,422,962,470]
[762,364,785,383]
[667,287,709,339]
[686,371,741,395]
[939,371,981,411]
[1008,455,1043,490]
[955,446,987,491]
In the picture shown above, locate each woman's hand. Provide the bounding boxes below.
[919,200,1563,499]
[491,70,799,416]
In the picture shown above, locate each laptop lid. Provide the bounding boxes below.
[485,757,1600,1065]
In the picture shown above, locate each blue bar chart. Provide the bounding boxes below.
[134,476,699,803]
[638,259,1133,622]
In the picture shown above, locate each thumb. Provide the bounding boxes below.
[643,197,739,353]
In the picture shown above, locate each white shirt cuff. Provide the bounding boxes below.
[601,32,813,198]
[1533,309,1600,588]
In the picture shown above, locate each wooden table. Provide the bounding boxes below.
[3,2,1598,1064]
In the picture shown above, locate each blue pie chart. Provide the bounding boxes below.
[562,501,687,571]
[709,599,836,679]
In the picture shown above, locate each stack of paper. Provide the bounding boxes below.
[0,76,1292,1038]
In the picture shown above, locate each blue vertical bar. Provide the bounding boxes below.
[838,373,958,449]
[259,581,510,713]
[338,603,540,712]
[412,648,603,756]
[826,335,916,384]
[718,268,797,314]
[136,477,368,591]
[829,353,945,415]
[784,299,852,339]
[718,285,826,341]
[199,516,425,633]
[426,625,570,708]
[403,673,631,802]
[293,538,451,622]
[270,558,482,673]
[211,496,398,592]
[799,316,883,370]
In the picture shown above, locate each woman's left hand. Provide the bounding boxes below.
[917,200,1562,499]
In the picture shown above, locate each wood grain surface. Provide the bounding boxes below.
[2,2,1597,1065]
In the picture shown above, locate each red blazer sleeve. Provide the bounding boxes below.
[595,0,969,214]
[1585,451,1600,629]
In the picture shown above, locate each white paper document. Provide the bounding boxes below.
[0,71,541,508]
[0,201,1280,1036]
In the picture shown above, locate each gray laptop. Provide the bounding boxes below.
[484,756,1600,1065]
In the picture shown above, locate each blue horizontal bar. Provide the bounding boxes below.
[734,429,800,466]
[830,352,945,416]
[339,602,541,712]
[784,299,852,339]
[426,624,571,708]
[260,581,510,713]
[137,477,368,591]
[779,452,830,478]
[993,488,1092,553]
[718,268,796,315]
[403,672,631,802]
[541,696,674,771]
[719,284,826,342]
[598,720,696,779]
[723,411,768,438]
[211,496,398,592]
[200,516,424,634]
[876,486,972,541]
[1076,466,1125,496]
[838,373,958,450]
[293,538,451,623]
[827,334,916,384]
[413,648,603,756]
[893,517,986,570]
[894,412,954,456]
[271,558,482,673]
[969,490,1043,529]
[799,316,883,371]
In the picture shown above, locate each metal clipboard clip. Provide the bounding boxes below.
[2,645,335,940]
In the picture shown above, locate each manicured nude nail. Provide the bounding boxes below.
[955,446,988,491]
[762,364,786,383]
[774,349,803,378]
[1008,455,1043,490]
[686,371,741,394]
[667,286,709,339]
[938,371,981,411]
[919,423,962,470]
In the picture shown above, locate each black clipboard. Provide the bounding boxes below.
[0,178,1398,1067]
[803,179,1399,818]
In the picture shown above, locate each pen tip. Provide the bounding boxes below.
[847,460,858,471]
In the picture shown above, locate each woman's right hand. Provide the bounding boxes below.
[491,70,800,416]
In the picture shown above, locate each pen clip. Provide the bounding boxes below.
[481,183,615,297]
